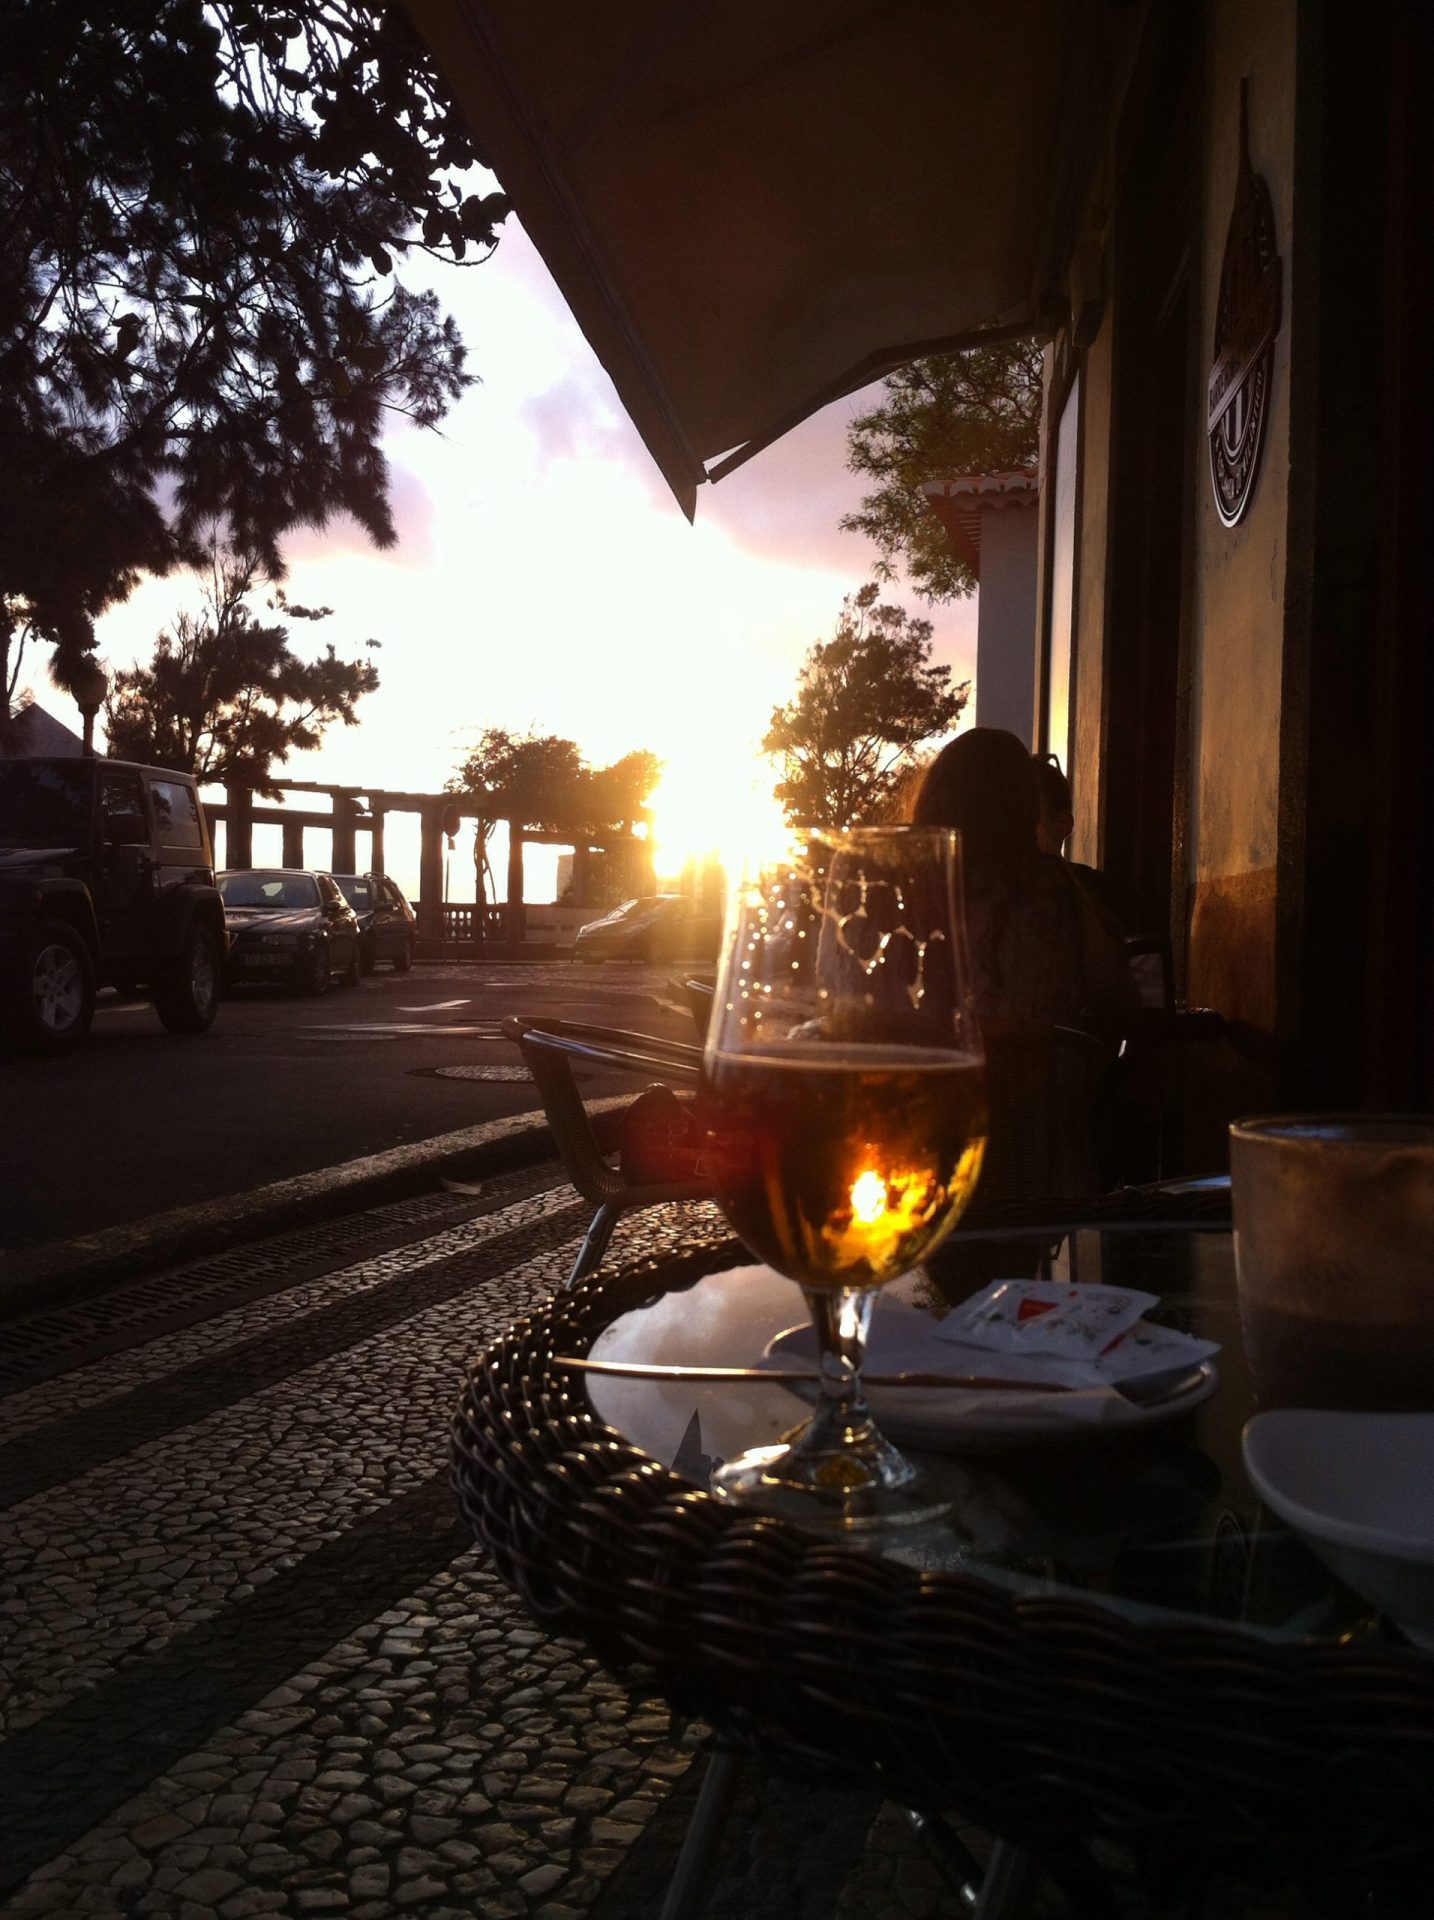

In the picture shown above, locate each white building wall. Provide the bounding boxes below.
[974,505,1038,744]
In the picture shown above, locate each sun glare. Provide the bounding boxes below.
[649,759,790,884]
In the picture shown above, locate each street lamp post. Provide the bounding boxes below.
[70,658,109,757]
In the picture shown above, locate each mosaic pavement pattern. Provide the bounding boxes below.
[0,1164,1318,1919]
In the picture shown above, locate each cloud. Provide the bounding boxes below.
[279,460,438,569]
[512,369,675,517]
[516,371,638,470]
[517,375,592,466]
[699,392,874,577]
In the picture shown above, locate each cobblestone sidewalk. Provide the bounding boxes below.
[1,1165,1316,1920]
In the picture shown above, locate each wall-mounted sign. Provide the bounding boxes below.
[1207,84,1282,527]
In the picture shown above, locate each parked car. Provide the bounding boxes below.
[219,869,361,995]
[573,893,722,965]
[332,872,416,974]
[0,756,225,1053]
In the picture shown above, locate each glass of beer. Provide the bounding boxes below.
[703,826,986,1527]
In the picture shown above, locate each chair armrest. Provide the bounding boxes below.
[502,1016,703,1086]
[504,1015,706,1207]
[673,976,715,1039]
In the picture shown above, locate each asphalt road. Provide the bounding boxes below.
[0,959,698,1253]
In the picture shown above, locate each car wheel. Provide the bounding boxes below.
[299,942,330,996]
[2,921,96,1054]
[155,924,222,1034]
[339,940,361,989]
[392,934,414,974]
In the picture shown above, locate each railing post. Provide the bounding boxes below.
[226,785,253,869]
[637,830,658,898]
[505,822,526,945]
[331,794,358,872]
[418,802,445,945]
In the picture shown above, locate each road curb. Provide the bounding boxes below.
[0,1098,630,1321]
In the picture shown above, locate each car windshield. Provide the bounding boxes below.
[335,876,372,909]
[220,871,319,909]
[0,761,93,848]
[616,897,661,919]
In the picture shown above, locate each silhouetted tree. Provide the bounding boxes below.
[452,730,662,906]
[589,750,664,831]
[102,543,378,792]
[0,0,507,714]
[841,343,1044,601]
[764,584,968,828]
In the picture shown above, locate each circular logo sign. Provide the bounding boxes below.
[1207,88,1282,527]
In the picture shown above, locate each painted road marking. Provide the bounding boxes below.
[396,1000,470,1012]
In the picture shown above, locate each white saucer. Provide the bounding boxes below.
[1244,1410,1434,1650]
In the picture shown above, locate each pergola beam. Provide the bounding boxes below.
[213,777,651,944]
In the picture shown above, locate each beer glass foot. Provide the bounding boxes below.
[710,1431,948,1530]
[711,1282,949,1528]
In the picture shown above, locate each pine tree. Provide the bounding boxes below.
[0,1,506,711]
[103,544,378,792]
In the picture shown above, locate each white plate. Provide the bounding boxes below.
[585,1264,1219,1465]
[764,1304,1219,1452]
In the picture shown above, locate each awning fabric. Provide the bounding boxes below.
[409,1,1095,515]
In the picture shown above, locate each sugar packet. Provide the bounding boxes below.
[932,1278,1220,1388]
[937,1279,1158,1361]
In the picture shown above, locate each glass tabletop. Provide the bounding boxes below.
[583,1221,1390,1646]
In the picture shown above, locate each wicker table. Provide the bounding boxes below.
[451,1209,1434,1917]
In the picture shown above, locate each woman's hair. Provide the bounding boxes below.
[1034,752,1072,816]
[908,728,1041,881]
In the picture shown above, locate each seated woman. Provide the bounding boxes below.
[1033,752,1148,938]
[908,728,1138,1205]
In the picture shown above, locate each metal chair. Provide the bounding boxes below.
[1110,940,1235,1179]
[970,1024,1119,1211]
[1123,933,1177,1014]
[676,974,715,1038]
[503,1015,711,1289]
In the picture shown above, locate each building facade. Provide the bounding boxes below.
[1032,0,1433,1111]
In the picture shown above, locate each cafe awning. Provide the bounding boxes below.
[408,1,1105,515]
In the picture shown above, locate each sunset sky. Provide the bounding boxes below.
[66,220,978,900]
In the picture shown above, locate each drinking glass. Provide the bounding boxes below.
[703,826,986,1527]
[1231,1115,1434,1410]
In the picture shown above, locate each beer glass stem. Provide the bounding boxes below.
[770,1282,928,1504]
[711,1274,946,1525]
[801,1285,880,1462]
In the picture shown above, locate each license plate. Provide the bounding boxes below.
[242,953,293,968]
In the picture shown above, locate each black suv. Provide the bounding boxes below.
[0,757,226,1053]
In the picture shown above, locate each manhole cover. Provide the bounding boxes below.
[430,1064,532,1082]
